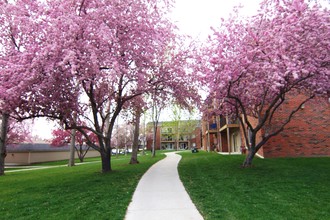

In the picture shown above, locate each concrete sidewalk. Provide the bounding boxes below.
[125,152,204,220]
[5,161,101,173]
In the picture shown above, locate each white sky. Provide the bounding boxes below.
[171,0,261,39]
[31,0,262,140]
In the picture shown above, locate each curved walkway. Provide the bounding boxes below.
[125,152,204,220]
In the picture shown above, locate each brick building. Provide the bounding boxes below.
[202,95,330,158]
[202,115,241,153]
[146,120,202,151]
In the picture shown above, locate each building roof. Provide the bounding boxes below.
[6,143,89,152]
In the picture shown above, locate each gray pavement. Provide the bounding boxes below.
[125,152,204,220]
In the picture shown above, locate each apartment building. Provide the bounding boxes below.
[202,115,242,154]
[146,120,202,151]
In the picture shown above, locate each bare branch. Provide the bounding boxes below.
[255,94,315,151]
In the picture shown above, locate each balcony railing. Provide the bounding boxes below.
[209,123,217,130]
[161,138,173,141]
[228,118,239,125]
[161,129,173,133]
[220,117,226,128]
[219,117,240,128]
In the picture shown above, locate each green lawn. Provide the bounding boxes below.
[0,153,165,220]
[178,151,330,220]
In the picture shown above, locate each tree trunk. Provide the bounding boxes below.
[0,113,9,176]
[79,157,84,163]
[130,108,141,164]
[152,147,156,157]
[101,147,112,173]
[68,129,76,166]
[77,147,84,162]
[176,130,179,151]
[151,122,157,157]
[79,145,90,163]
[152,130,156,157]
[242,147,256,167]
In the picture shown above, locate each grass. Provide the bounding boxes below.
[0,152,166,220]
[178,151,330,220]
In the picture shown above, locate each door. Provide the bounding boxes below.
[232,131,241,152]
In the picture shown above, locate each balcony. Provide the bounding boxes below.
[161,134,174,141]
[161,138,174,142]
[179,136,189,141]
[206,123,217,134]
[209,123,217,130]
[161,128,173,134]
[220,117,227,128]
[219,118,240,131]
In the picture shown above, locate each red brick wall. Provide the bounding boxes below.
[241,116,265,157]
[204,95,330,158]
[156,127,161,150]
[146,125,161,150]
[220,132,229,152]
[263,95,330,158]
[146,135,152,150]
[201,121,208,150]
[192,127,202,149]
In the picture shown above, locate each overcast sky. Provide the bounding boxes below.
[171,0,261,39]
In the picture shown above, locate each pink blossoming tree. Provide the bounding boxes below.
[202,0,330,166]
[0,0,199,173]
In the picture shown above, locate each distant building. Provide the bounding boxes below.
[146,120,202,151]
[5,143,99,165]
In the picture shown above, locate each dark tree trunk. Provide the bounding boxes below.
[76,145,90,163]
[241,131,258,167]
[242,147,256,167]
[79,157,84,163]
[0,113,9,176]
[78,148,84,163]
[130,108,141,164]
[101,147,112,173]
[130,147,139,164]
[152,147,156,157]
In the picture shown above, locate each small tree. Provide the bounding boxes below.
[150,91,164,157]
[179,110,200,149]
[170,105,182,150]
[51,129,97,163]
[111,123,133,153]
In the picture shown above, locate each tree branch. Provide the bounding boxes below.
[255,94,315,151]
